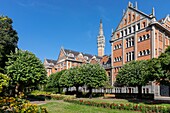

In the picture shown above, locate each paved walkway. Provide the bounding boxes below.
[30,100,63,105]
[155,96,170,101]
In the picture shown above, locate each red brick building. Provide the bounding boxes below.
[110,2,170,85]
[44,20,112,79]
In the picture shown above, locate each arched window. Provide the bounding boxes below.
[124,19,127,25]
[143,22,146,28]
[132,15,135,21]
[143,35,146,40]
[140,51,142,56]
[129,14,131,22]
[140,36,142,42]
[147,34,150,39]
[147,49,150,55]
[143,50,146,55]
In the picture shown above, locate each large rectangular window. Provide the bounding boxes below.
[126,51,135,62]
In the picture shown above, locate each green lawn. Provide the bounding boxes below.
[40,101,139,113]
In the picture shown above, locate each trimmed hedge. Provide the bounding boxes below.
[27,90,76,101]
[64,99,170,113]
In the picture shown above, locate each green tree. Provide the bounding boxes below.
[59,69,74,92]
[147,58,164,83]
[69,67,84,97]
[116,60,152,99]
[47,70,66,93]
[0,16,18,73]
[0,73,9,93]
[6,50,47,95]
[81,64,108,98]
[158,48,170,85]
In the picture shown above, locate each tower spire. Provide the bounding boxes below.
[97,19,105,57]
[99,19,104,36]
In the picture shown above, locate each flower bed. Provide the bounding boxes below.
[0,97,48,113]
[64,99,170,113]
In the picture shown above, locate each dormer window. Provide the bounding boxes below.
[143,22,146,28]
[68,53,74,57]
[84,56,89,60]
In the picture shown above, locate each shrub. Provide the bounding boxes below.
[0,97,48,113]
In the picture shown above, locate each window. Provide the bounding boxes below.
[117,33,119,38]
[114,44,122,50]
[126,37,134,48]
[126,39,128,48]
[129,52,131,61]
[146,34,150,39]
[129,14,131,22]
[133,25,136,32]
[114,56,122,62]
[132,51,135,60]
[132,39,134,46]
[143,35,146,40]
[137,23,140,30]
[125,29,127,35]
[138,34,150,42]
[126,51,134,62]
[143,22,146,28]
[147,49,150,55]
[126,53,128,61]
[139,51,142,56]
[121,31,124,37]
[128,27,131,34]
[124,19,127,25]
[143,50,146,55]
[119,44,122,48]
[132,15,135,21]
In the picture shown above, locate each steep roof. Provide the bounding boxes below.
[46,59,57,65]
[63,48,101,60]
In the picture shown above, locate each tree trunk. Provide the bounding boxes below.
[58,87,61,93]
[137,85,142,99]
[89,87,92,99]
[76,86,79,98]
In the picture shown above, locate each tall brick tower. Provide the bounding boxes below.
[97,19,105,57]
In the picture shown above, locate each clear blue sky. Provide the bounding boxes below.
[0,0,169,61]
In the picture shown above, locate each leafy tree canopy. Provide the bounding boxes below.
[6,49,47,93]
[0,16,18,73]
[116,60,151,87]
[47,70,66,88]
[116,60,153,98]
[81,64,108,89]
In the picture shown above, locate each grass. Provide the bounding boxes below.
[40,101,139,113]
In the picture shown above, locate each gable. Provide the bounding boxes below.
[116,7,150,31]
[57,48,67,63]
